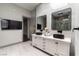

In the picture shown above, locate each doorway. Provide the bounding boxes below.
[23,16,30,42]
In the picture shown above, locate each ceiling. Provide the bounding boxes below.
[15,3,40,11]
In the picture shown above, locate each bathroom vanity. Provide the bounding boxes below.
[32,34,71,56]
[33,8,71,56]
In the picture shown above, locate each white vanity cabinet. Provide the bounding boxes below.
[45,39,57,55]
[32,35,44,50]
[32,34,71,56]
[32,35,38,46]
[45,38,70,56]
[36,37,44,50]
[56,41,70,56]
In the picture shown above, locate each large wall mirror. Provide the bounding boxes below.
[36,15,47,31]
[51,8,71,31]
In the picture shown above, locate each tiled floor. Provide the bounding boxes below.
[0,41,49,56]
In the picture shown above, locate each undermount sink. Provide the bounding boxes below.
[53,34,64,39]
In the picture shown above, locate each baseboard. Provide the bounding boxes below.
[33,45,53,56]
[0,41,22,48]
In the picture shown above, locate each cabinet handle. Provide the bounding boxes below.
[55,42,58,44]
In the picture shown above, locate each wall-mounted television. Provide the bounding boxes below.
[1,19,22,30]
[37,24,41,30]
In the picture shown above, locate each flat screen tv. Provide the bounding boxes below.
[1,19,22,30]
[37,24,41,30]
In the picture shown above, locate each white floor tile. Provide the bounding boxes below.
[0,41,49,56]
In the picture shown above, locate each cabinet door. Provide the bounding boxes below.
[45,39,57,55]
[36,37,44,50]
[57,41,70,56]
[32,36,38,46]
[32,35,44,50]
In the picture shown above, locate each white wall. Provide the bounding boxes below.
[0,3,31,47]
[36,3,51,29]
[36,3,72,37]
[36,3,74,55]
[29,9,36,40]
[70,4,79,56]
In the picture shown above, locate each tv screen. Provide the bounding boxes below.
[37,24,41,30]
[1,19,22,30]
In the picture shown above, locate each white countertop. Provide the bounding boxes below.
[32,34,71,43]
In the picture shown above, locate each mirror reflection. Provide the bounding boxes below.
[52,8,71,31]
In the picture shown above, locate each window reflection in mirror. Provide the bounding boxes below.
[51,8,71,31]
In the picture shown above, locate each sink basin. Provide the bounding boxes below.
[35,32,42,35]
[53,34,64,39]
